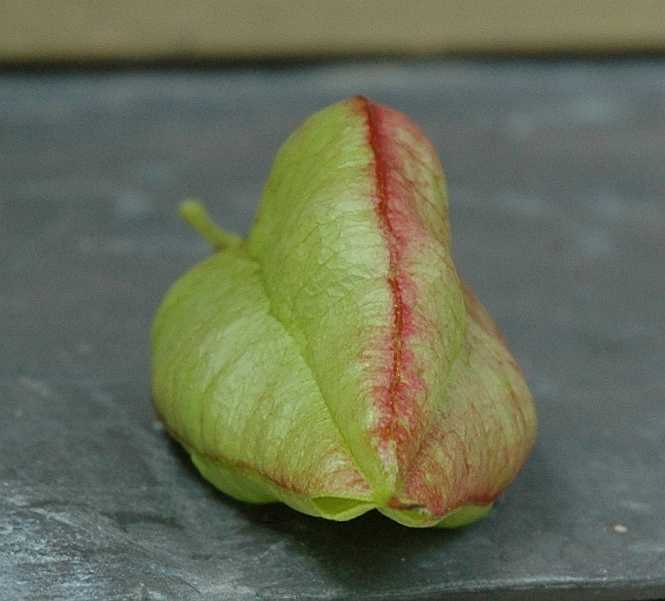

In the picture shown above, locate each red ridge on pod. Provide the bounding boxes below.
[355,96,427,462]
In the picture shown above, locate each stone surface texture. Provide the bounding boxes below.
[1,61,664,600]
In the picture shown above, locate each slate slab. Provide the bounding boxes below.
[1,60,664,600]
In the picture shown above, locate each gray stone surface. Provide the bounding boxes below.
[1,61,664,600]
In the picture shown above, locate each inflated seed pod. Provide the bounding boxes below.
[152,97,537,528]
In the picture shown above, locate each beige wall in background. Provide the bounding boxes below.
[2,0,665,61]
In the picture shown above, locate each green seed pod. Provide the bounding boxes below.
[152,97,537,528]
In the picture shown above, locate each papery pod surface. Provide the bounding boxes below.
[152,97,537,528]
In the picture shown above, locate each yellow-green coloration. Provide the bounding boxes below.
[151,98,536,528]
[180,200,243,250]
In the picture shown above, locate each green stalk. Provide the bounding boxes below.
[180,200,242,250]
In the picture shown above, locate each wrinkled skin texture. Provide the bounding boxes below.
[152,97,537,528]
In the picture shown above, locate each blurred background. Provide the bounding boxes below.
[0,0,665,63]
[2,3,665,601]
[3,0,665,61]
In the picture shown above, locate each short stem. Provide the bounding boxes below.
[179,200,242,250]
